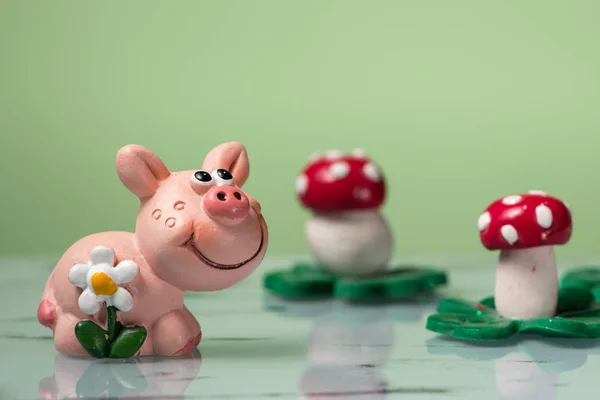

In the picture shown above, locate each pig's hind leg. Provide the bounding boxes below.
[152,310,200,356]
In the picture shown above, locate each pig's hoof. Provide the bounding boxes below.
[37,300,56,328]
[38,376,58,400]
[426,285,600,341]
[173,332,202,357]
[263,264,447,301]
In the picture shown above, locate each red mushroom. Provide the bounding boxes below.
[477,190,572,320]
[294,149,393,276]
[295,149,386,212]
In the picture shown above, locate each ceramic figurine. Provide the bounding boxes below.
[426,190,600,340]
[263,149,447,301]
[37,142,268,358]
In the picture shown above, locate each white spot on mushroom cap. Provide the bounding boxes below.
[307,152,320,161]
[325,150,343,160]
[502,195,522,205]
[535,204,553,228]
[352,148,366,158]
[528,190,548,196]
[295,174,308,195]
[330,161,350,179]
[478,212,491,231]
[363,163,380,182]
[501,225,519,245]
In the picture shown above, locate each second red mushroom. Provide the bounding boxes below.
[295,149,393,276]
[478,190,572,320]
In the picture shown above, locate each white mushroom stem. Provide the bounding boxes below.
[305,210,393,276]
[494,246,558,320]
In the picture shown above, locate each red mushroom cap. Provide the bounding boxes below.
[295,149,386,212]
[478,190,572,250]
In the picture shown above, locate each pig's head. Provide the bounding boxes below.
[116,142,268,291]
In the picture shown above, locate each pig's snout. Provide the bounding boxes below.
[203,186,250,222]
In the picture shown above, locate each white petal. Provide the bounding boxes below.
[69,263,90,288]
[78,288,101,315]
[329,161,350,179]
[112,260,139,284]
[535,205,553,228]
[528,190,548,196]
[111,288,134,312]
[362,163,380,182]
[295,174,308,195]
[500,225,519,245]
[90,246,114,266]
[478,212,491,231]
[501,195,522,205]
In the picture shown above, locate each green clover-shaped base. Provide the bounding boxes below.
[263,263,447,301]
[426,281,600,340]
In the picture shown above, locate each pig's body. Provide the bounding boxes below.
[38,142,268,357]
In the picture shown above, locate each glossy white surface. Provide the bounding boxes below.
[1,256,599,399]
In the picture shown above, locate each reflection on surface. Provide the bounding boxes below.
[38,349,201,399]
[302,304,392,400]
[427,336,600,400]
[266,295,438,399]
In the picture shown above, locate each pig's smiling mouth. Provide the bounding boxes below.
[185,225,265,270]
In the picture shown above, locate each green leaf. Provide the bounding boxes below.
[74,320,108,358]
[263,267,336,299]
[561,268,600,291]
[426,312,518,340]
[519,317,591,338]
[335,267,448,300]
[108,326,147,359]
[436,298,493,316]
[556,286,595,314]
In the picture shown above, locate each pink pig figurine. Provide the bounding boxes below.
[37,142,268,357]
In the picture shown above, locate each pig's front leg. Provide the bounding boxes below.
[152,309,201,356]
[53,313,90,356]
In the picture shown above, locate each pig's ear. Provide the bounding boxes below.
[202,142,250,187]
[116,145,171,198]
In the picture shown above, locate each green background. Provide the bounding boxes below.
[1,0,598,263]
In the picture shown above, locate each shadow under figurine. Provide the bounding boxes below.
[37,142,268,358]
[427,190,600,340]
[263,149,447,301]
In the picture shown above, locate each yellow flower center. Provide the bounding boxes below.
[91,272,118,296]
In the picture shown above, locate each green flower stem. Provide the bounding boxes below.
[107,305,119,343]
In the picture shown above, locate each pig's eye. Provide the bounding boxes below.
[213,169,235,185]
[191,170,213,185]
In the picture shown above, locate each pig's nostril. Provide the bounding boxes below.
[216,192,227,201]
[233,192,242,200]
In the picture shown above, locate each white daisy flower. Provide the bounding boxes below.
[68,246,139,315]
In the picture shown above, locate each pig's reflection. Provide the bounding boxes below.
[427,336,599,400]
[38,349,201,399]
[265,294,437,399]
